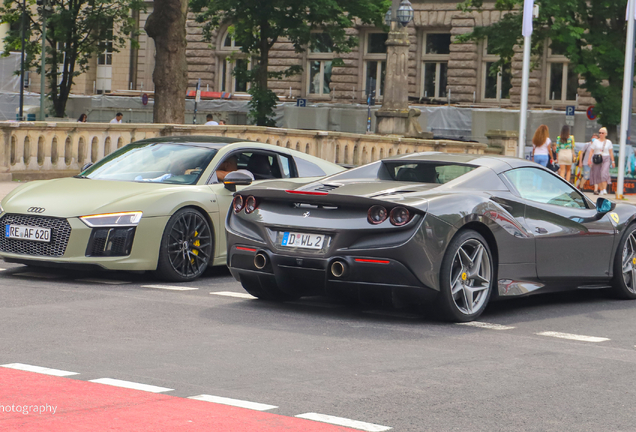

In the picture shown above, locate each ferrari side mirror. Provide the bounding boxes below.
[223,171,253,191]
[596,197,615,214]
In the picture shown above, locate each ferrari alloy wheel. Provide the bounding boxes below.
[156,208,213,282]
[612,224,636,299]
[438,230,493,322]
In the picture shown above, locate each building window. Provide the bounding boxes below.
[218,29,251,93]
[482,39,512,101]
[307,33,334,96]
[363,32,387,99]
[421,33,451,99]
[96,24,113,94]
[547,44,578,103]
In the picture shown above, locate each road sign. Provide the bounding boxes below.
[565,105,575,126]
[195,89,201,103]
[296,98,307,107]
[141,93,148,106]
[587,106,597,121]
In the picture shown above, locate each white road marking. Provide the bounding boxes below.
[1,363,79,377]
[13,272,62,279]
[537,331,610,343]
[0,268,6,271]
[457,321,515,330]
[141,284,199,291]
[188,394,277,411]
[76,278,132,285]
[210,291,256,299]
[295,413,392,432]
[89,378,173,393]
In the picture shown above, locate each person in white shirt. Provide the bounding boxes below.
[110,113,123,124]
[205,114,218,126]
[587,127,615,195]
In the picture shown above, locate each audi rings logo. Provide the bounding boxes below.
[27,207,45,214]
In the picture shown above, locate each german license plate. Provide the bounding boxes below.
[5,225,51,243]
[281,232,324,249]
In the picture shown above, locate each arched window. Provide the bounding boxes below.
[218,27,251,93]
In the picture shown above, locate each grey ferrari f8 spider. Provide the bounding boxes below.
[225,152,636,321]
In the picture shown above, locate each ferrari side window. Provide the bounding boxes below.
[504,168,587,209]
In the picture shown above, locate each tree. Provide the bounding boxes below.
[0,0,142,118]
[190,0,390,126]
[145,0,189,124]
[458,0,630,137]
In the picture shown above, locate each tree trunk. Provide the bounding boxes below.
[145,0,188,124]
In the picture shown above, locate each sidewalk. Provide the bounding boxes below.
[0,180,634,205]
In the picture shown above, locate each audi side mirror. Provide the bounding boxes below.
[223,171,253,191]
[596,197,615,214]
[82,162,93,172]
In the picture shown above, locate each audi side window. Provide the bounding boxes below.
[295,157,326,177]
[504,168,587,209]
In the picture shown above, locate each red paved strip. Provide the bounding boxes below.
[0,368,358,431]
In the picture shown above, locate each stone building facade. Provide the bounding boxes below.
[36,0,596,110]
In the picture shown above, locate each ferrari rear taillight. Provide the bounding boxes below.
[232,195,244,213]
[245,196,258,214]
[390,207,410,226]
[367,205,388,225]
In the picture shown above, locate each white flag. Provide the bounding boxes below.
[627,0,636,21]
[522,0,535,37]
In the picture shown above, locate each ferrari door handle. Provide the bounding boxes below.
[535,227,548,234]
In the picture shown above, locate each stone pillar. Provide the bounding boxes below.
[510,45,542,105]
[448,15,478,103]
[485,129,519,157]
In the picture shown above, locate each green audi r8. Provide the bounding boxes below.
[0,136,344,281]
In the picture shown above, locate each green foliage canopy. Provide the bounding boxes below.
[0,0,143,117]
[190,0,390,126]
[458,0,630,130]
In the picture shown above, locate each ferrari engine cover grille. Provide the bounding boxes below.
[0,214,72,257]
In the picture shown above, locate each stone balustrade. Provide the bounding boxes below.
[0,122,488,180]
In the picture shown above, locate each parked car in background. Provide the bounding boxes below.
[0,136,344,281]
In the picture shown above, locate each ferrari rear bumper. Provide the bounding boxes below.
[228,245,437,300]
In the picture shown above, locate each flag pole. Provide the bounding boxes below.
[518,0,534,159]
[618,0,636,199]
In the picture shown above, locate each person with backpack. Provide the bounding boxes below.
[588,127,615,195]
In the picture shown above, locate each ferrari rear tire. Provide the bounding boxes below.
[155,208,213,282]
[239,274,299,302]
[611,223,636,299]
[437,229,494,322]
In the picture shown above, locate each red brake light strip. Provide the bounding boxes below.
[236,247,257,252]
[285,190,329,196]
[354,259,390,264]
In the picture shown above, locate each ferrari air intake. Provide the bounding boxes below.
[254,253,267,270]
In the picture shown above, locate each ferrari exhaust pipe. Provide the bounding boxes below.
[330,260,347,278]
[254,253,267,270]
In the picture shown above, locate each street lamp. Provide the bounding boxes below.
[384,9,392,27]
[396,0,414,27]
[375,0,426,137]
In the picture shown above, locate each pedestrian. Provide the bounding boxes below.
[555,125,575,182]
[576,133,597,189]
[110,112,123,124]
[205,114,218,126]
[531,125,551,167]
[219,119,226,126]
[77,113,87,122]
[588,127,615,195]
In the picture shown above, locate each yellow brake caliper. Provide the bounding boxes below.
[191,231,200,264]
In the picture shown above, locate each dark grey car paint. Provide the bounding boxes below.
[225,153,634,303]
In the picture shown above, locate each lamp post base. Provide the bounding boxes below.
[375,108,432,138]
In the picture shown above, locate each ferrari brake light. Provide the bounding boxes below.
[367,205,388,225]
[245,196,258,214]
[390,207,410,226]
[232,195,244,213]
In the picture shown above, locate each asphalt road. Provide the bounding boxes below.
[2,261,636,431]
